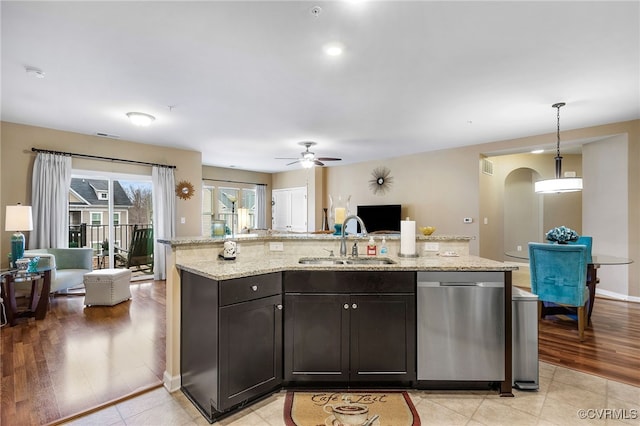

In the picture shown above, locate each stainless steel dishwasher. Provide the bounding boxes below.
[417,271,505,381]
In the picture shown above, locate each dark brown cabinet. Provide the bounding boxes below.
[284,271,415,385]
[181,271,282,422]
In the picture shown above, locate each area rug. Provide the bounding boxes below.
[284,391,420,426]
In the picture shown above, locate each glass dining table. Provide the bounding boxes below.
[505,250,633,323]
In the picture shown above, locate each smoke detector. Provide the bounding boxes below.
[310,6,322,17]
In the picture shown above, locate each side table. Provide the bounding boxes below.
[1,267,52,326]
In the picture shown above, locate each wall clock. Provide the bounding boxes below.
[369,166,393,195]
[176,180,195,200]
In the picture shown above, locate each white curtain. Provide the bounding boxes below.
[30,153,72,249]
[256,184,267,229]
[152,166,176,280]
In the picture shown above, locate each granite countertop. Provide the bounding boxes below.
[177,253,517,281]
[160,233,472,247]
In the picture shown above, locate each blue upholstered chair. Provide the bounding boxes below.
[528,242,590,341]
[568,236,599,323]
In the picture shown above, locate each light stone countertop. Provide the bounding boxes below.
[159,232,471,248]
[177,253,517,281]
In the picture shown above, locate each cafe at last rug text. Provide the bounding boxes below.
[284,391,420,426]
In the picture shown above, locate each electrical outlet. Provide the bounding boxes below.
[180,217,186,224]
[269,242,284,251]
[424,242,439,252]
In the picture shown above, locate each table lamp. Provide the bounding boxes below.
[5,204,33,268]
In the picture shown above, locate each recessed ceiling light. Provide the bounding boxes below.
[323,43,344,57]
[126,112,155,127]
[531,149,545,154]
[25,66,45,78]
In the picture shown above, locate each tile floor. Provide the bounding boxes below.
[64,362,639,426]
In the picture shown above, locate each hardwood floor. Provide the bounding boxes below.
[0,280,166,426]
[1,279,637,425]
[537,295,640,387]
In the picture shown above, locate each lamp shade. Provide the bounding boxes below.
[534,178,583,193]
[5,205,33,231]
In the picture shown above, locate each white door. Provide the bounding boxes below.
[272,187,307,232]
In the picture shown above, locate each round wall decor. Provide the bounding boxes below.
[369,166,393,195]
[176,180,195,200]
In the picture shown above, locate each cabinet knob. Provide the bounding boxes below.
[343,304,349,310]
[352,303,358,309]
[276,304,283,310]
[251,285,258,291]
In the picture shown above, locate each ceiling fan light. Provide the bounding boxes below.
[126,112,155,127]
[301,158,315,169]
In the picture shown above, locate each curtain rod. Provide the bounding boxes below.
[203,178,267,186]
[31,147,176,169]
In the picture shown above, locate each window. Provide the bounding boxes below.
[201,185,258,236]
[91,212,102,225]
[98,191,108,200]
[113,212,121,226]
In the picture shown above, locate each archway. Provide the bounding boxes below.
[504,168,543,258]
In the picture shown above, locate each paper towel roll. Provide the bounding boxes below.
[400,220,416,256]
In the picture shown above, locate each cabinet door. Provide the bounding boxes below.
[284,294,349,382]
[218,294,282,411]
[349,294,416,383]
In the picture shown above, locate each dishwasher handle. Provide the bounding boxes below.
[418,281,504,288]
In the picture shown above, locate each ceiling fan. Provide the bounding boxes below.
[276,141,342,168]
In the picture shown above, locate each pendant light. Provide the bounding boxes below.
[534,102,583,193]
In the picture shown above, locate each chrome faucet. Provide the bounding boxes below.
[340,215,368,257]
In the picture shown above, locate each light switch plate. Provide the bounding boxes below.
[269,242,284,251]
[424,242,439,252]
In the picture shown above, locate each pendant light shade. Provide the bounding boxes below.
[534,103,583,193]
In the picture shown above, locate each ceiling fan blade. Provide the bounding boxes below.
[316,157,342,161]
[314,160,325,166]
[286,160,302,166]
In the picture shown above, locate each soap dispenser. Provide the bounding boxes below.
[367,237,377,256]
[380,237,388,255]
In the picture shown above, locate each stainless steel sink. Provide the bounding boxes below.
[298,258,345,265]
[344,258,396,265]
[298,257,396,266]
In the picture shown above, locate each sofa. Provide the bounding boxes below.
[23,248,94,293]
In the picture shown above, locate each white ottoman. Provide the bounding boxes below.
[84,269,132,306]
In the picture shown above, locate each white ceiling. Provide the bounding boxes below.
[2,1,639,173]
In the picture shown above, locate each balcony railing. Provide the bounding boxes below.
[69,223,152,254]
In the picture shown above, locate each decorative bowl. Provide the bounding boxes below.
[419,226,436,236]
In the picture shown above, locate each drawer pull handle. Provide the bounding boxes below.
[343,303,349,310]
[251,285,258,291]
[276,304,283,310]
[352,303,358,309]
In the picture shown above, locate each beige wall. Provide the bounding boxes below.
[1,121,203,268]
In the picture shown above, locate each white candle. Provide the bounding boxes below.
[334,207,346,225]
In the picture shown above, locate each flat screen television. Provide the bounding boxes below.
[356,204,402,233]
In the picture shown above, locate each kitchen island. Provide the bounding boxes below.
[160,233,518,422]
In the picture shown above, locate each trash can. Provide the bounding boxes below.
[512,286,539,390]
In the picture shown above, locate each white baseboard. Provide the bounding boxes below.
[163,371,181,393]
[596,288,640,303]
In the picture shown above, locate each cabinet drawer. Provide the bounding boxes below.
[220,273,282,306]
